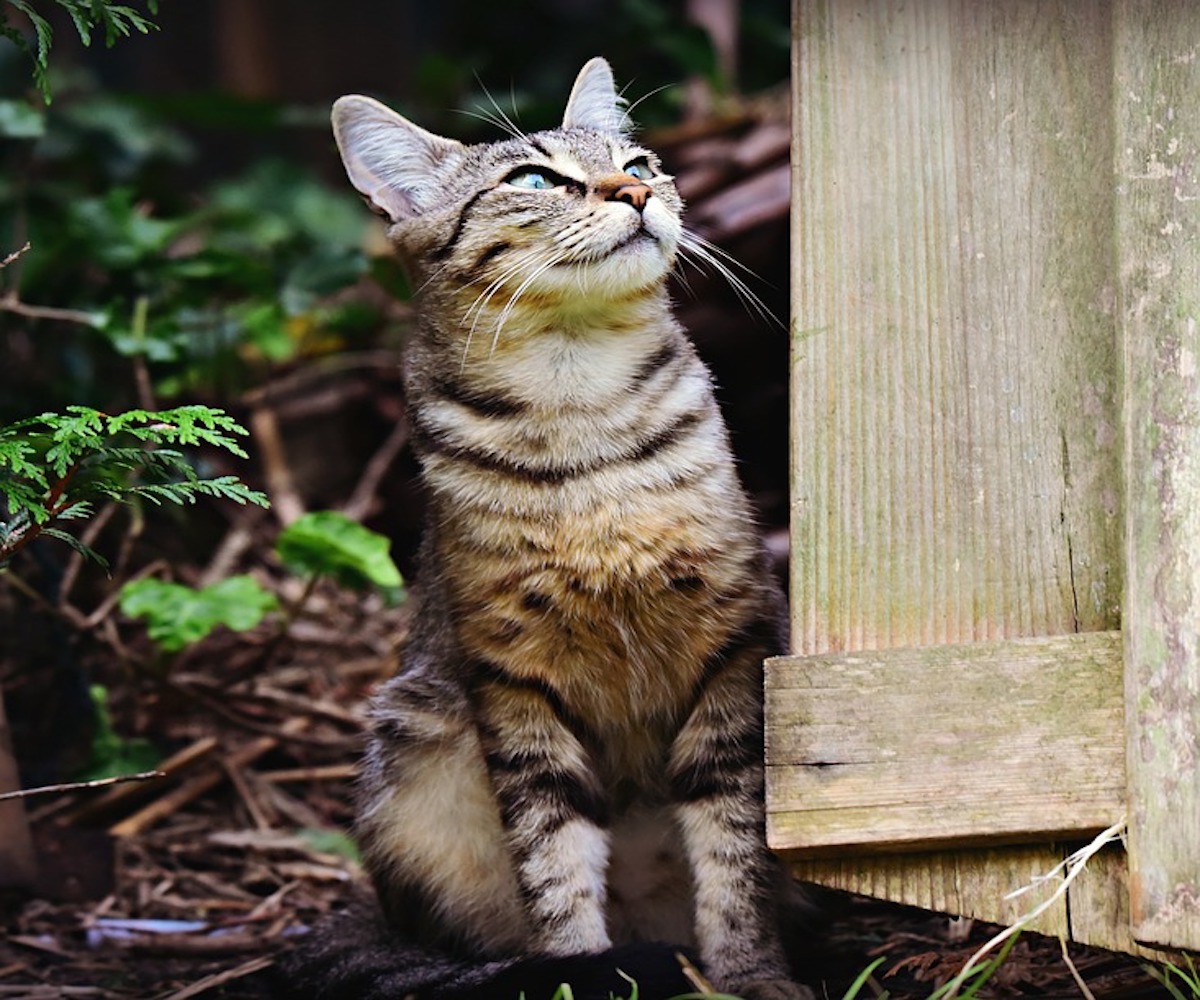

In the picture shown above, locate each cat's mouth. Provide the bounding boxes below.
[561,226,665,267]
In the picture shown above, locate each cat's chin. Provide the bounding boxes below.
[544,236,676,302]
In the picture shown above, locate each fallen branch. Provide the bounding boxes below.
[63,736,219,826]
[155,955,274,1000]
[0,243,30,270]
[0,291,100,326]
[0,770,163,803]
[109,718,307,837]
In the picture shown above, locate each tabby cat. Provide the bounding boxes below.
[288,58,811,1000]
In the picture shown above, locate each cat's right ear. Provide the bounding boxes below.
[331,96,464,222]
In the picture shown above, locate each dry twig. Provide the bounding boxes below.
[0,771,163,803]
[154,955,274,1000]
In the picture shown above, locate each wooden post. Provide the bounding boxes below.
[0,689,36,887]
[773,0,1172,955]
[1116,0,1200,952]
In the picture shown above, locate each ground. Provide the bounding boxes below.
[0,581,1171,999]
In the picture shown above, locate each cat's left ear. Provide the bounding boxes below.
[562,57,630,136]
[332,95,464,223]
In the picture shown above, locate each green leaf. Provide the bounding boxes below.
[6,0,54,101]
[839,957,888,1000]
[276,511,403,591]
[0,98,46,138]
[119,575,279,652]
[41,526,108,568]
[76,685,160,781]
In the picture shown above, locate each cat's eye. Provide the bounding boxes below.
[623,158,654,181]
[505,168,558,190]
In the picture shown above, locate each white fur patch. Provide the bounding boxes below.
[525,818,612,955]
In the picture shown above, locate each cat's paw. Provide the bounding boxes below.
[734,979,815,1000]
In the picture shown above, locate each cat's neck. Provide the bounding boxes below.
[416,283,685,412]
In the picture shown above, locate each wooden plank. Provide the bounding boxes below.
[765,633,1126,855]
[790,0,1121,653]
[790,846,1069,938]
[1068,846,1173,959]
[1115,0,1200,952]
[785,0,1135,950]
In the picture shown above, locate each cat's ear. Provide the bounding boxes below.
[332,95,464,222]
[562,57,629,135]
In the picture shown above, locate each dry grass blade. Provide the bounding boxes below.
[1059,935,1097,1000]
[939,818,1127,998]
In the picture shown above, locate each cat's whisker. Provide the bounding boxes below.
[458,243,560,368]
[490,252,566,354]
[677,230,782,329]
[469,75,528,142]
[458,107,526,142]
[622,83,673,126]
[461,246,553,369]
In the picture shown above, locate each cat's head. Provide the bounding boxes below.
[331,58,683,310]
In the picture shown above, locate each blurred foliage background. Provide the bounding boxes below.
[1,0,787,421]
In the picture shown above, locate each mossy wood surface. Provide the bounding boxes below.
[1116,1,1200,953]
[766,633,1125,854]
[780,0,1200,954]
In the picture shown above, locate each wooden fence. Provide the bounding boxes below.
[767,0,1200,956]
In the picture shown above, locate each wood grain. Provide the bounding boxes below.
[790,0,1121,654]
[766,633,1125,854]
[1115,0,1200,952]
[780,0,1158,954]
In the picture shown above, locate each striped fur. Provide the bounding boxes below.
[312,58,812,1000]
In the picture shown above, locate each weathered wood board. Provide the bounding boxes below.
[1115,0,1200,952]
[766,633,1125,855]
[774,0,1200,955]
[789,0,1121,655]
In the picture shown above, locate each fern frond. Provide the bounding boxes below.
[0,402,267,566]
[41,526,108,568]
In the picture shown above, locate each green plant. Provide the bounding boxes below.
[837,957,887,1000]
[2,156,378,412]
[0,404,268,568]
[1147,955,1200,1000]
[118,575,278,652]
[275,510,403,594]
[116,511,402,658]
[77,683,158,779]
[1,0,160,103]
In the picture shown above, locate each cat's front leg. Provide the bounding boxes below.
[669,634,814,1000]
[472,661,613,956]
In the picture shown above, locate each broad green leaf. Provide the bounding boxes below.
[276,511,403,591]
[120,575,279,652]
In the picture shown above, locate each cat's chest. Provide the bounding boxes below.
[444,488,758,728]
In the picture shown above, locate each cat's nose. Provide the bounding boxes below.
[597,174,653,213]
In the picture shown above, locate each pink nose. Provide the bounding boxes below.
[597,174,652,213]
[609,182,651,212]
